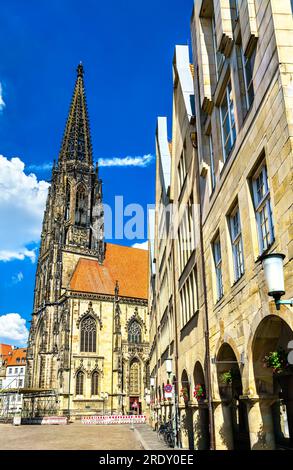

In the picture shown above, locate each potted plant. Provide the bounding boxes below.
[263,348,293,401]
[193,384,205,401]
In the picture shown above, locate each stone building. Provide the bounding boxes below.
[26,64,149,417]
[150,0,293,450]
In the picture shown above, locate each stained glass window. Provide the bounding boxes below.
[128,321,142,344]
[80,316,96,352]
[76,371,84,395]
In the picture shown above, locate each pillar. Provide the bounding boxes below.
[247,398,276,450]
[213,401,234,449]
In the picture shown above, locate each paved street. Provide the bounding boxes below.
[0,423,144,450]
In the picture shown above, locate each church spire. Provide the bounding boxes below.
[58,63,93,165]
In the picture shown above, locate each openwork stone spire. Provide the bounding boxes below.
[58,63,93,165]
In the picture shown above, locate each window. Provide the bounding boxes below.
[212,16,225,79]
[230,0,239,29]
[252,164,274,253]
[80,316,97,352]
[213,236,224,301]
[128,321,142,344]
[129,360,140,395]
[180,268,198,327]
[220,80,236,161]
[229,206,244,281]
[0,379,2,389]
[8,368,12,374]
[241,48,255,111]
[91,371,99,396]
[16,358,20,363]
[75,187,87,226]
[14,368,18,374]
[209,134,216,190]
[18,379,23,388]
[75,371,84,395]
[178,147,187,193]
[65,181,71,220]
[20,368,24,374]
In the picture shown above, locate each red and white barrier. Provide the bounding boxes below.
[81,414,146,425]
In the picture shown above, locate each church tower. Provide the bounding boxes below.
[26,64,149,419]
[26,64,105,389]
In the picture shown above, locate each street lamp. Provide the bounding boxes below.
[260,253,293,310]
[165,358,173,376]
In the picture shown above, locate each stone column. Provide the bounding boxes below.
[213,401,234,449]
[246,397,276,450]
[179,406,189,449]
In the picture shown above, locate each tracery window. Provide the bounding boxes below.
[128,321,142,344]
[80,316,97,352]
[76,371,84,395]
[129,360,140,395]
[75,187,87,227]
[91,371,99,396]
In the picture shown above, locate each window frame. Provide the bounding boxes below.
[219,80,236,162]
[213,236,224,301]
[229,205,245,281]
[252,164,274,253]
[80,315,97,353]
[75,371,84,396]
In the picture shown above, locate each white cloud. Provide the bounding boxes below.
[131,241,148,250]
[0,82,5,112]
[98,154,154,167]
[11,271,24,284]
[0,313,29,347]
[0,155,49,262]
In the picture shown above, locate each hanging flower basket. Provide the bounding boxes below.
[193,384,205,401]
[263,348,291,375]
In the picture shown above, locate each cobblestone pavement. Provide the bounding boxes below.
[134,424,174,450]
[0,423,143,450]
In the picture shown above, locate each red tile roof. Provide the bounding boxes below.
[0,344,13,364]
[6,348,27,366]
[70,243,149,299]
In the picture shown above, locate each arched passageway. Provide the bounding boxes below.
[216,343,250,449]
[180,369,194,449]
[193,361,210,449]
[252,315,293,449]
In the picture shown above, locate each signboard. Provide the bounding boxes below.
[164,384,173,399]
[81,414,146,425]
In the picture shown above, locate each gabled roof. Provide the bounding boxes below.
[70,243,149,300]
[6,348,27,367]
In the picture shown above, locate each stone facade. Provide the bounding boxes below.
[149,0,293,450]
[26,64,149,417]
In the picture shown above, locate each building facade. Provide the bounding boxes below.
[26,64,150,417]
[150,0,293,450]
[0,347,27,416]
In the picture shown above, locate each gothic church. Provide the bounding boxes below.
[26,64,149,416]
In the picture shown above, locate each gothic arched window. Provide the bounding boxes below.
[129,360,140,395]
[65,181,71,221]
[76,371,84,395]
[75,187,87,227]
[128,321,142,344]
[80,316,97,352]
[91,371,99,396]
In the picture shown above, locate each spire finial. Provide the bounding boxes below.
[77,62,84,78]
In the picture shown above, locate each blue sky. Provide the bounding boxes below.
[0,0,193,345]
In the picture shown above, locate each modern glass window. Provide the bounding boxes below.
[213,236,224,301]
[128,320,142,343]
[242,48,255,111]
[252,164,274,253]
[91,371,99,396]
[229,206,244,281]
[209,134,216,190]
[80,316,97,352]
[76,371,84,395]
[220,80,236,161]
[212,16,225,79]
